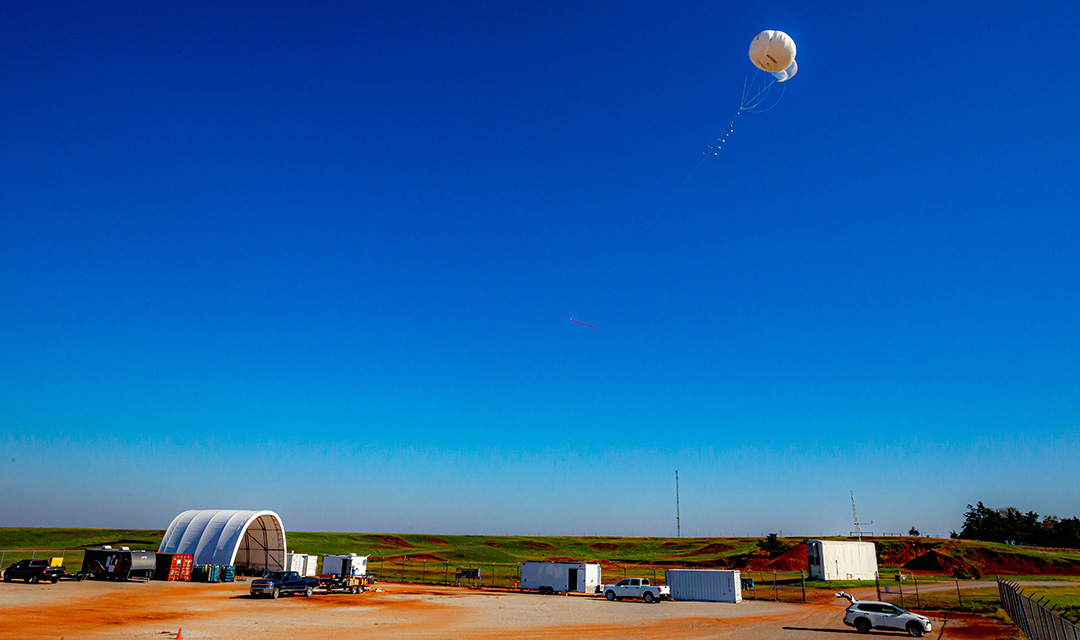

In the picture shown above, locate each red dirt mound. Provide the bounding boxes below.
[378,553,444,562]
[427,538,448,546]
[484,541,502,548]
[904,546,1080,576]
[745,542,808,572]
[378,536,415,547]
[522,541,555,550]
[589,543,619,551]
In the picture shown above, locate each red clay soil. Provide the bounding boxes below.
[589,543,619,551]
[378,553,445,562]
[377,536,415,547]
[522,541,555,550]
[427,538,448,545]
[904,544,1080,576]
[484,541,503,548]
[745,543,809,572]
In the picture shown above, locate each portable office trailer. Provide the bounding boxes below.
[806,540,878,580]
[520,562,601,594]
[322,554,368,577]
[81,547,157,581]
[286,553,318,577]
[665,569,742,603]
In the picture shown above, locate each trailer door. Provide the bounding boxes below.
[567,568,579,592]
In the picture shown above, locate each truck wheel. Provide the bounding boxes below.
[51,575,59,584]
[643,592,655,603]
[605,590,616,601]
[305,586,314,597]
[271,587,280,599]
[25,576,33,583]
[854,618,871,634]
[906,622,924,637]
[3,574,9,582]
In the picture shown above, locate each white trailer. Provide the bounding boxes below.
[286,553,318,577]
[807,540,878,580]
[665,569,742,603]
[520,562,601,595]
[322,553,368,577]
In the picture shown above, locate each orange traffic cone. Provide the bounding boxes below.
[175,629,183,640]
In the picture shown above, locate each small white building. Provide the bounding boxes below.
[286,552,318,577]
[665,569,742,603]
[322,553,368,577]
[520,561,601,594]
[807,540,878,580]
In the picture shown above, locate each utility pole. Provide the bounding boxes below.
[676,470,681,537]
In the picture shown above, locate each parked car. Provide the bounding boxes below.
[838,592,932,637]
[3,559,66,584]
[602,578,670,603]
[249,571,319,599]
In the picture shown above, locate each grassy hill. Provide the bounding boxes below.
[4,528,1080,577]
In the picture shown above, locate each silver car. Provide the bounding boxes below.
[842,599,932,637]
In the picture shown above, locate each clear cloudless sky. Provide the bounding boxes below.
[2,1,1079,538]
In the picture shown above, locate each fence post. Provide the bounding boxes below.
[801,571,806,602]
[898,573,905,609]
[400,560,403,583]
[913,573,920,608]
[955,579,962,609]
[1,551,5,569]
[445,561,449,586]
[875,572,881,601]
[422,560,426,584]
[773,571,778,601]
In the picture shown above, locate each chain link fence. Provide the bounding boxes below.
[999,578,1080,640]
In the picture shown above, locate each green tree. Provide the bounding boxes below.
[908,526,920,537]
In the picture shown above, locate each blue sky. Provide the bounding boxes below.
[2,1,1079,538]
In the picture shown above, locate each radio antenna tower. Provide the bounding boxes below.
[851,491,872,542]
[675,470,681,537]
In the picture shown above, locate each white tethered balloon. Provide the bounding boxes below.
[748,30,798,82]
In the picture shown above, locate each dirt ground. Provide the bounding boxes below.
[0,580,1016,639]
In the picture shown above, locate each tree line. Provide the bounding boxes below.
[956,502,1080,548]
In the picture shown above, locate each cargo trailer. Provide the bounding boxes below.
[806,540,878,580]
[154,553,194,581]
[80,547,156,581]
[520,562,601,595]
[322,554,367,577]
[665,569,742,603]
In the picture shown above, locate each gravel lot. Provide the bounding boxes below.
[0,579,1001,639]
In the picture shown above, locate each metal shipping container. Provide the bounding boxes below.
[520,562,601,594]
[665,569,742,603]
[286,553,318,577]
[806,540,878,581]
[155,553,194,581]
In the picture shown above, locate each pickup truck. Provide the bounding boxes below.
[3,559,66,584]
[602,578,670,603]
[249,571,319,599]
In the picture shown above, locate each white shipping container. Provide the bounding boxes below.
[285,553,318,577]
[520,562,601,594]
[806,541,878,581]
[665,569,742,603]
[322,553,368,577]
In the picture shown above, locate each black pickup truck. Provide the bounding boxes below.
[3,559,66,584]
[249,571,319,599]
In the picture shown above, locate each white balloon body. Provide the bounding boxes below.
[748,30,796,73]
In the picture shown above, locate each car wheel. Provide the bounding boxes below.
[854,618,871,634]
[271,587,280,599]
[906,622,924,637]
[643,592,655,603]
[305,586,313,597]
[605,590,616,601]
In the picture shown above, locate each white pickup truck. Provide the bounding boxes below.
[602,578,670,603]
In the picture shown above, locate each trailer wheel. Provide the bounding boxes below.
[271,587,280,599]
[304,586,313,597]
[605,590,616,601]
[643,592,655,603]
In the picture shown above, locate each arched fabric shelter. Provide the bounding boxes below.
[159,509,287,571]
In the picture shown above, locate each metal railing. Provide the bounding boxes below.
[998,578,1080,640]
